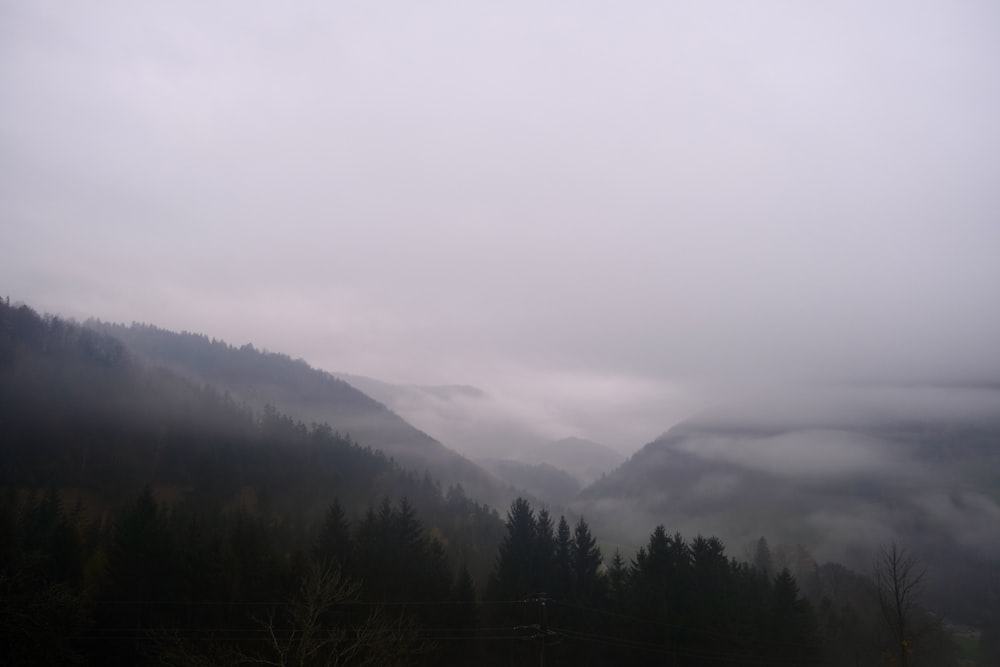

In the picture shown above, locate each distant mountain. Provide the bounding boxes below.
[1,300,505,584]
[581,416,1000,552]
[334,376,626,488]
[517,437,624,485]
[85,321,512,508]
[337,373,487,404]
[577,414,1000,624]
[334,373,549,459]
[476,458,581,507]
[335,375,628,485]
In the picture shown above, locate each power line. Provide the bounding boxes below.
[546,598,823,650]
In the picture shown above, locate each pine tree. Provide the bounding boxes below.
[314,499,351,568]
[553,515,573,600]
[765,568,821,663]
[753,536,773,579]
[607,549,629,608]
[487,498,537,601]
[102,487,179,663]
[571,517,604,606]
[534,508,556,593]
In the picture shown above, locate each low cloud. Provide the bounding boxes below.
[911,491,1000,557]
[689,472,743,500]
[804,507,896,562]
[4,1,1000,467]
[674,429,904,478]
[346,365,692,458]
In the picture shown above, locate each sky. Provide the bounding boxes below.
[3,1,999,452]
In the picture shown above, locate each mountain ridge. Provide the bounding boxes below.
[516,435,624,485]
[84,320,515,508]
[576,412,1000,624]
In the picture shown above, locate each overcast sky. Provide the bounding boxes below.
[3,1,999,451]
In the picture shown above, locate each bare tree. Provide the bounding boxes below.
[157,559,430,667]
[241,559,431,667]
[873,542,927,667]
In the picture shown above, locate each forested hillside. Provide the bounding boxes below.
[0,301,505,584]
[84,320,513,508]
[1,300,991,665]
[577,416,1000,631]
[478,458,581,507]
[519,437,624,486]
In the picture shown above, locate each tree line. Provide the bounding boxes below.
[484,497,822,666]
[0,298,985,665]
[6,488,962,666]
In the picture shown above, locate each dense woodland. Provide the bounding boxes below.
[84,318,511,511]
[1,299,994,665]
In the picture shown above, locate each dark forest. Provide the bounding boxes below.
[1,300,994,666]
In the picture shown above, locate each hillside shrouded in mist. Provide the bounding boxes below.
[3,1,999,442]
[3,300,999,664]
[3,1,1000,664]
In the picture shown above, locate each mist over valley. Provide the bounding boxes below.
[3,1,999,663]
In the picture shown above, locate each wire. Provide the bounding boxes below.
[547,598,824,649]
[92,598,519,607]
[549,626,823,666]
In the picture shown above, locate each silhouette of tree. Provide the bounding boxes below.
[874,541,928,667]
[571,517,604,605]
[487,498,538,601]
[533,508,555,593]
[765,568,821,663]
[606,549,628,609]
[753,536,773,579]
[314,499,352,568]
[553,515,573,600]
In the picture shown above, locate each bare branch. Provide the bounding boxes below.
[873,541,927,667]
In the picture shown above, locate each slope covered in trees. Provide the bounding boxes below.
[0,299,988,665]
[85,319,513,508]
[3,480,970,666]
[517,436,624,485]
[483,498,827,666]
[0,300,505,581]
[477,458,581,507]
[577,417,1000,631]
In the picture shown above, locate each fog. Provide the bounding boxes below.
[674,430,905,478]
[3,1,1000,451]
[341,368,690,456]
[575,384,1000,579]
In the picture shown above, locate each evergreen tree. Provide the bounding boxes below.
[0,489,86,666]
[690,535,727,605]
[445,564,480,664]
[354,497,451,603]
[753,536,773,579]
[606,549,629,609]
[314,498,351,568]
[106,487,176,606]
[101,487,179,663]
[175,511,227,624]
[765,568,821,663]
[571,517,604,606]
[487,498,537,601]
[485,498,541,667]
[534,508,555,593]
[553,515,573,600]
